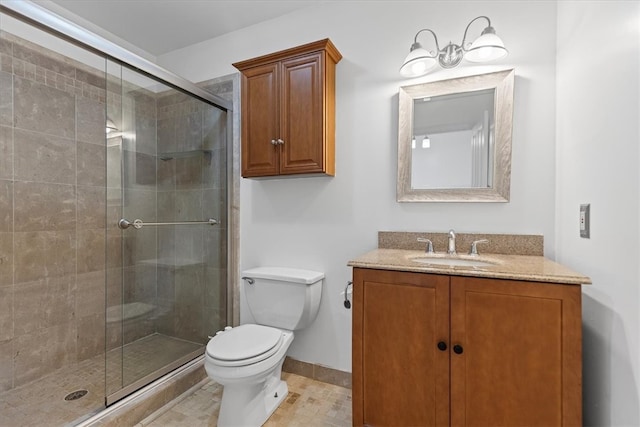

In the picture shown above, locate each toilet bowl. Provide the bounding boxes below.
[205,325,294,426]
[204,267,324,427]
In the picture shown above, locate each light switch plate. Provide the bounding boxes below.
[580,204,590,238]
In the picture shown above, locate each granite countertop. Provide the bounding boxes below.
[348,248,592,285]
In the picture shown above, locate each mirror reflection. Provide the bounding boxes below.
[397,69,514,202]
[411,89,494,189]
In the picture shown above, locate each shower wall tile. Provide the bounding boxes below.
[13,76,75,138]
[77,97,106,145]
[0,126,12,179]
[14,230,76,283]
[77,229,106,274]
[0,285,13,342]
[175,156,203,189]
[13,182,76,232]
[76,270,106,318]
[0,233,13,287]
[13,129,75,184]
[12,42,76,78]
[13,321,76,387]
[135,116,157,155]
[202,107,226,152]
[0,180,12,232]
[175,226,204,264]
[203,147,227,190]
[78,141,106,187]
[0,52,12,74]
[157,191,176,222]
[77,185,106,229]
[75,67,104,89]
[157,117,176,153]
[176,111,202,152]
[0,338,12,392]
[205,228,227,269]
[157,157,176,190]
[77,312,105,361]
[13,276,75,336]
[175,189,203,221]
[0,71,12,127]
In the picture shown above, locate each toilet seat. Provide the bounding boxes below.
[206,324,284,367]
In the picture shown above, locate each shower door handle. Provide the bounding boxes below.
[118,218,218,230]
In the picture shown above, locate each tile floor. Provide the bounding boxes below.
[137,372,353,427]
[0,334,202,427]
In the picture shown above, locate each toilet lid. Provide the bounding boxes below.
[206,324,283,362]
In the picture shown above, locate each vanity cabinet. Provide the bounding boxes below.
[233,39,342,178]
[352,267,582,427]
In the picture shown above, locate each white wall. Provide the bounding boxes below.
[159,1,557,373]
[556,2,640,425]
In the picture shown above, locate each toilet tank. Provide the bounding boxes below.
[243,267,324,331]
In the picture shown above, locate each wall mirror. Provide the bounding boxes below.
[397,69,514,202]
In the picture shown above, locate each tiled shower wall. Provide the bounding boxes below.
[0,30,108,392]
[0,28,228,395]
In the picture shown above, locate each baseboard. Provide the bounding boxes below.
[283,356,352,389]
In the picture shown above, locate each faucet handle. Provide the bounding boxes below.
[417,238,434,254]
[469,239,489,256]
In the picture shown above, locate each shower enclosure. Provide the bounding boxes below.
[0,3,231,425]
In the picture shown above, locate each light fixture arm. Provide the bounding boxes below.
[461,15,491,51]
[412,28,441,54]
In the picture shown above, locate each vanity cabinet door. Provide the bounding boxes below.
[450,276,582,427]
[352,268,450,427]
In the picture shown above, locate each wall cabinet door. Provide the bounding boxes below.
[240,62,280,176]
[234,39,341,178]
[352,268,582,427]
[352,269,450,426]
[450,276,582,427]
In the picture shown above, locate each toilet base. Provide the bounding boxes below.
[217,376,288,427]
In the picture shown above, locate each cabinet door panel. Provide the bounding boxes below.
[450,277,582,427]
[241,63,279,177]
[353,269,450,427]
[280,53,324,174]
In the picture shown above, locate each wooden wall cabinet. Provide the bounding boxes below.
[352,268,582,427]
[233,39,342,178]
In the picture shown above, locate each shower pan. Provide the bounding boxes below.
[0,2,233,424]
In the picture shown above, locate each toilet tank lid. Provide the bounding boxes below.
[242,267,324,284]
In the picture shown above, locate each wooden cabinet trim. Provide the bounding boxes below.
[233,38,342,71]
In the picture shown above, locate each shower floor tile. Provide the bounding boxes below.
[0,333,202,427]
[138,372,352,427]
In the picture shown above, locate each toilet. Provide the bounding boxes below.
[204,266,324,427]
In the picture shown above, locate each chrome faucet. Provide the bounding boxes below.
[447,229,457,255]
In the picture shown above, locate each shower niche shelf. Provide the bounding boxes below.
[158,149,212,162]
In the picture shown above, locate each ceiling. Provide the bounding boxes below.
[36,0,325,56]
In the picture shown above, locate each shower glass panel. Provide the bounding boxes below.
[1,4,229,422]
[105,62,228,403]
[0,10,109,424]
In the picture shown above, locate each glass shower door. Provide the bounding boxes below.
[106,62,228,404]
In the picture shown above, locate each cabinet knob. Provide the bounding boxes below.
[453,344,464,355]
[277,138,284,145]
[437,341,447,351]
[271,139,278,145]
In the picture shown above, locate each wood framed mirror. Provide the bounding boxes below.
[397,69,514,202]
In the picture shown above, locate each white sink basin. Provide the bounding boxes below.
[410,256,496,268]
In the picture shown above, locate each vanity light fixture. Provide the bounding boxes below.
[400,16,508,78]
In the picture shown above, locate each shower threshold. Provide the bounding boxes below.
[106,333,203,405]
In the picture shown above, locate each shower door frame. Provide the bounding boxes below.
[1,0,238,407]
